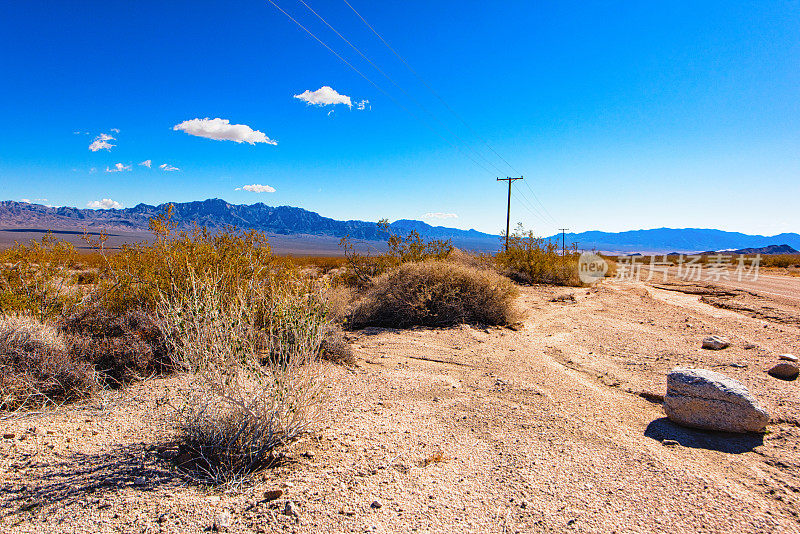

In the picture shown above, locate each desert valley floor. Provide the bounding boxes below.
[2,277,800,533]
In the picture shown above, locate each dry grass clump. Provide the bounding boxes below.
[0,315,94,409]
[496,225,582,286]
[61,302,169,386]
[349,261,520,329]
[319,324,355,364]
[160,271,328,486]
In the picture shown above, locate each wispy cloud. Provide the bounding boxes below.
[235,184,276,193]
[159,163,180,172]
[89,133,115,152]
[294,86,352,108]
[105,163,131,173]
[356,99,370,111]
[423,212,458,220]
[110,128,120,133]
[19,198,31,203]
[87,198,123,210]
[139,160,152,168]
[173,118,277,145]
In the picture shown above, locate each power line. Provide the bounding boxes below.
[264,0,499,176]
[341,0,520,175]
[295,0,506,176]
[341,0,560,224]
[512,182,550,225]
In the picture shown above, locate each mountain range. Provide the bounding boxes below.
[1,200,798,255]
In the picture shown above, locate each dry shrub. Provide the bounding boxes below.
[319,324,355,364]
[60,302,169,386]
[496,225,582,286]
[0,234,81,321]
[160,272,328,486]
[349,261,520,329]
[0,315,94,409]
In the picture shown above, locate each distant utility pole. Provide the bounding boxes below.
[497,176,523,252]
[559,228,570,256]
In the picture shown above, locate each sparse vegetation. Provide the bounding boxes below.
[348,261,520,329]
[496,224,582,286]
[0,314,95,409]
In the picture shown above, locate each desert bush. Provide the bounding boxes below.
[348,261,520,329]
[0,315,95,409]
[60,301,169,386]
[339,220,454,287]
[319,324,355,364]
[0,234,81,321]
[96,206,277,313]
[159,270,328,486]
[760,254,800,269]
[496,225,581,286]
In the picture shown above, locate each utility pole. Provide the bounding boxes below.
[497,176,523,252]
[558,228,569,256]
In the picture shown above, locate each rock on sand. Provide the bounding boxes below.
[664,368,769,433]
[702,336,730,350]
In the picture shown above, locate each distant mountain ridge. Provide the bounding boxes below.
[2,200,798,254]
[0,199,499,250]
[556,228,800,254]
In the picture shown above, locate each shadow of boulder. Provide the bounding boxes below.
[645,417,763,454]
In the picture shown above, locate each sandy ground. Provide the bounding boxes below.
[2,278,800,533]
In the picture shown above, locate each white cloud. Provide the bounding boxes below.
[173,118,277,145]
[356,99,370,111]
[87,198,123,210]
[110,128,120,133]
[294,86,352,108]
[159,163,180,172]
[139,160,152,168]
[20,198,31,203]
[105,163,131,173]
[423,212,458,220]
[89,133,115,152]
[34,198,47,202]
[235,184,276,193]
[89,167,97,174]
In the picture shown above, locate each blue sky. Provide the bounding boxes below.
[1,1,798,236]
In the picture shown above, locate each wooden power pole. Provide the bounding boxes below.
[558,228,569,256]
[497,176,523,252]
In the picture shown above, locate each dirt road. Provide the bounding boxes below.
[2,279,800,533]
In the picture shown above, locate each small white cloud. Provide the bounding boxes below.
[235,184,276,193]
[294,86,352,108]
[20,198,31,203]
[159,163,180,172]
[89,133,115,152]
[89,167,97,174]
[139,160,152,168]
[87,198,123,210]
[173,118,277,145]
[105,163,131,173]
[110,128,120,133]
[423,212,458,220]
[33,198,48,202]
[356,99,370,111]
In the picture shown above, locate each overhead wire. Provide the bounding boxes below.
[340,0,559,225]
[264,0,499,176]
[295,0,506,175]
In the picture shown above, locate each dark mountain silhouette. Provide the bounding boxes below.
[2,200,798,254]
[555,228,800,254]
[0,200,501,251]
